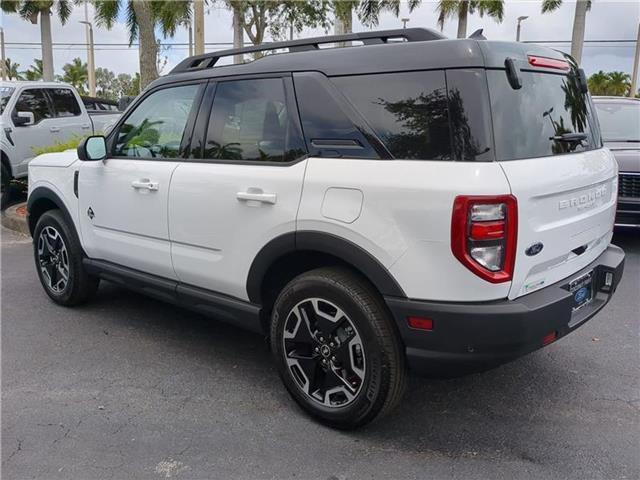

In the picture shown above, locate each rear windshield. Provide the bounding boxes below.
[488,70,601,161]
[593,102,640,142]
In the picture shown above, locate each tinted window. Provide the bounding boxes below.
[294,72,380,159]
[13,89,53,123]
[488,70,600,161]
[48,88,81,117]
[114,85,199,159]
[594,102,640,142]
[333,71,451,160]
[1,86,15,114]
[204,78,305,162]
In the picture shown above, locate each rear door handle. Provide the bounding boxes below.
[237,189,277,205]
[131,180,159,191]
[49,126,60,133]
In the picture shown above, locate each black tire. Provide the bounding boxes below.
[33,209,99,306]
[1,162,11,210]
[271,267,406,429]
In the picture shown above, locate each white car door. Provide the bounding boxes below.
[168,76,308,300]
[45,87,92,139]
[78,82,204,279]
[9,88,56,177]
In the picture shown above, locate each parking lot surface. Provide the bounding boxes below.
[1,226,638,480]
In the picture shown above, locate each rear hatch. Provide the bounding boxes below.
[482,43,617,300]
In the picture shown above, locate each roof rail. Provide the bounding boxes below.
[170,28,446,74]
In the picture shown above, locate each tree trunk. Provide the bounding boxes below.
[233,5,244,64]
[194,0,205,55]
[570,0,588,64]
[132,0,158,89]
[334,6,353,35]
[40,9,54,81]
[457,1,469,39]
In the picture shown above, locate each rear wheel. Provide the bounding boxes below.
[1,163,11,210]
[271,267,406,429]
[33,209,99,305]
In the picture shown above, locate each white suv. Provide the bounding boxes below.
[27,29,625,429]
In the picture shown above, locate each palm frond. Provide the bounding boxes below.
[541,0,563,14]
[56,0,72,24]
[94,0,121,29]
[126,0,138,44]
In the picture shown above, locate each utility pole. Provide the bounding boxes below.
[516,16,528,42]
[194,0,205,55]
[81,2,96,96]
[0,28,6,81]
[80,21,96,96]
[188,21,193,57]
[630,22,640,98]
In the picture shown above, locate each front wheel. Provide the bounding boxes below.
[33,209,99,305]
[270,267,406,429]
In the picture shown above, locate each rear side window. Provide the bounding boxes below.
[333,71,452,161]
[204,78,305,163]
[13,89,53,124]
[488,70,601,161]
[48,88,81,117]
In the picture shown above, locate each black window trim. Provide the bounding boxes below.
[188,72,310,167]
[44,87,82,118]
[11,87,55,127]
[106,79,208,162]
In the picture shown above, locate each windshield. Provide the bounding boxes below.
[487,69,601,161]
[1,86,15,114]
[593,102,640,142]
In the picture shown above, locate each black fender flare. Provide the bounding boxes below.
[246,231,406,304]
[27,187,75,236]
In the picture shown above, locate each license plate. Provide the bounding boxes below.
[569,270,594,312]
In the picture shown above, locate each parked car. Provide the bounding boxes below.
[27,29,625,429]
[592,96,640,227]
[81,95,121,113]
[1,81,121,207]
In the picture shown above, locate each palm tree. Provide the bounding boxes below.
[61,58,88,93]
[94,0,191,90]
[22,58,43,81]
[0,1,72,81]
[587,70,610,95]
[3,58,24,80]
[436,0,504,39]
[334,0,422,36]
[607,71,631,96]
[541,0,591,64]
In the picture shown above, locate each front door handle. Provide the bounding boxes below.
[237,189,277,205]
[131,179,159,191]
[49,126,60,133]
[81,123,91,130]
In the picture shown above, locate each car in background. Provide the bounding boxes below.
[81,95,121,113]
[593,96,640,228]
[1,81,121,208]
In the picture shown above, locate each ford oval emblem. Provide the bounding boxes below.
[525,242,544,256]
[574,287,589,303]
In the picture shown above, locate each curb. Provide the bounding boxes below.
[1,202,30,236]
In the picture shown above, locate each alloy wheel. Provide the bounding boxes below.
[37,226,70,294]
[282,298,366,408]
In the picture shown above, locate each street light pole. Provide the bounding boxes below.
[0,28,6,81]
[630,22,640,98]
[401,18,410,29]
[516,16,529,42]
[81,4,96,96]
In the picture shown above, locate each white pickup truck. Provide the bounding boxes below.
[1,81,121,207]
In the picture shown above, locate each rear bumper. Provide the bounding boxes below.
[385,244,625,374]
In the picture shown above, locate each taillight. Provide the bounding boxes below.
[451,195,518,283]
[527,55,570,71]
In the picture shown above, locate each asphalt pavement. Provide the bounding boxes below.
[1,225,639,480]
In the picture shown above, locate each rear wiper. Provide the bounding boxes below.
[550,133,588,143]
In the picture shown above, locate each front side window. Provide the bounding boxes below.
[332,71,452,160]
[203,78,304,162]
[13,89,53,123]
[114,84,200,159]
[48,88,81,117]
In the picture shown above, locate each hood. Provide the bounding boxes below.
[28,149,79,169]
[604,142,640,172]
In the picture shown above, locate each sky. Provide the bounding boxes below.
[1,1,639,81]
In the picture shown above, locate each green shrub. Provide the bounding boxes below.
[32,136,84,156]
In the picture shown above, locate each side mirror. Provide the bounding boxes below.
[77,135,107,161]
[14,111,35,126]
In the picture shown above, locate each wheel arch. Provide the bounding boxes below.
[27,187,75,237]
[247,231,406,318]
